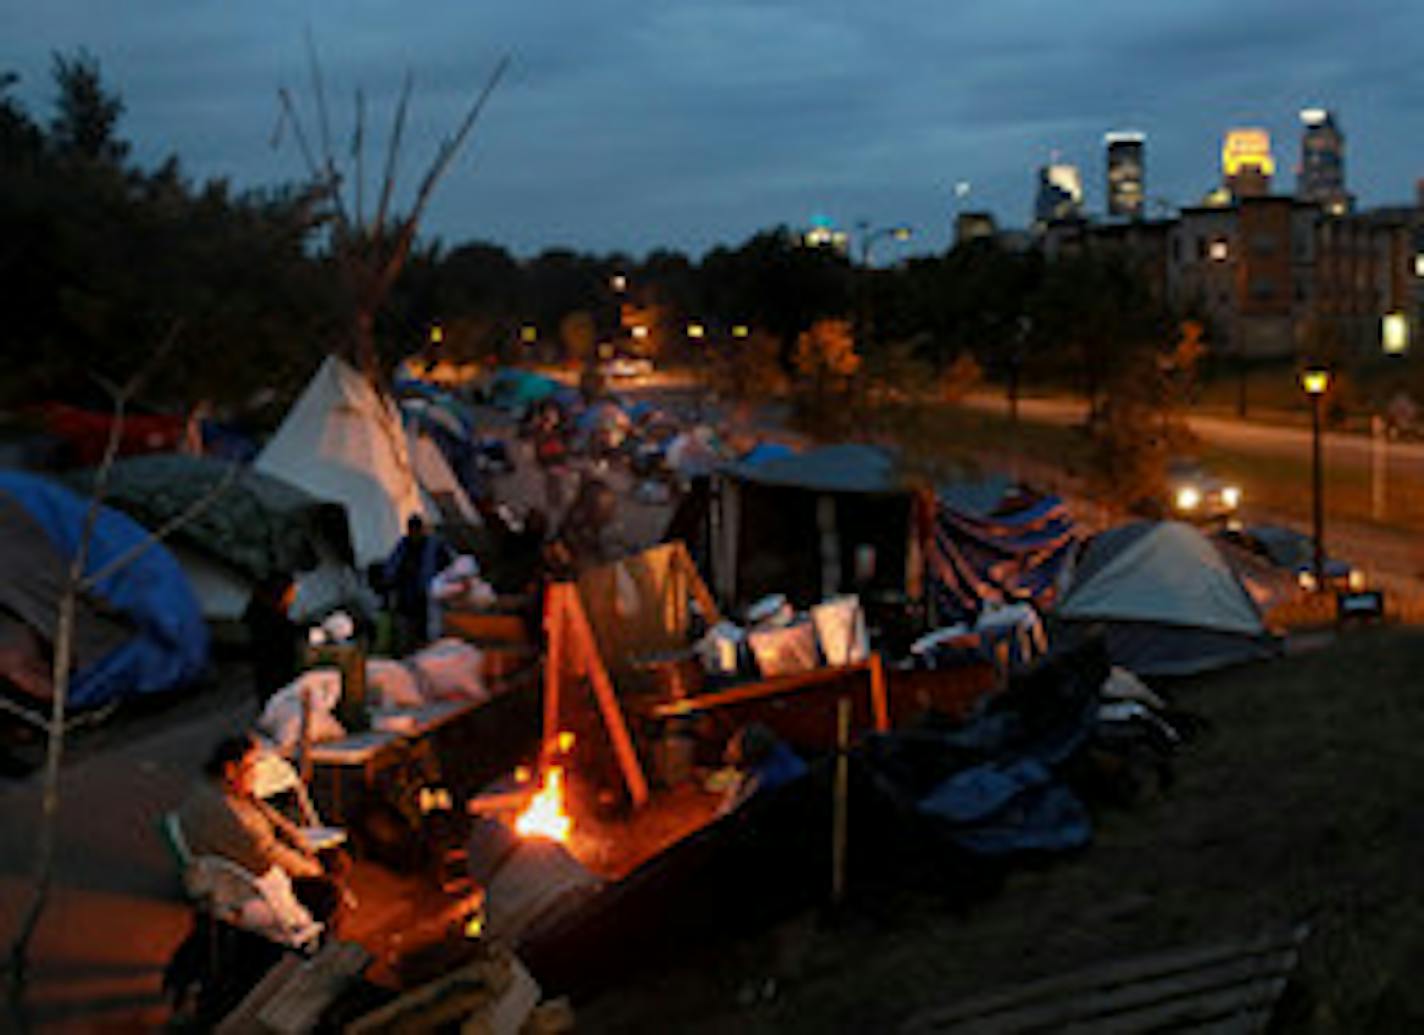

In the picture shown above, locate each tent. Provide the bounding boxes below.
[712,444,920,611]
[486,369,562,411]
[68,454,355,622]
[1055,521,1279,676]
[0,472,207,709]
[256,355,429,567]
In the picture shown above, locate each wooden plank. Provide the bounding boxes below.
[214,955,303,1035]
[345,946,519,1034]
[256,940,370,1035]
[1069,973,1295,1035]
[933,946,1301,1034]
[902,926,1308,1033]
[650,659,876,718]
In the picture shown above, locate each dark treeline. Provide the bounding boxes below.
[2,52,1175,431]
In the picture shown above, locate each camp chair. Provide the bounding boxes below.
[250,749,348,855]
[160,810,324,951]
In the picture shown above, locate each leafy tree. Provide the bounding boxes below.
[47,50,128,165]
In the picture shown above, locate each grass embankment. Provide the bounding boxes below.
[582,627,1424,1033]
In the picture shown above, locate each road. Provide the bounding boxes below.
[964,391,1424,594]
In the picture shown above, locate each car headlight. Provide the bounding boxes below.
[1220,486,1241,509]
[1348,569,1366,591]
[1175,486,1201,511]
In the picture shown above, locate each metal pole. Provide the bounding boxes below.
[1311,392,1325,591]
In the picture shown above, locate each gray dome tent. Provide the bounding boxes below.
[1056,521,1280,676]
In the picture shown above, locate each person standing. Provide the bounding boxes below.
[382,514,455,652]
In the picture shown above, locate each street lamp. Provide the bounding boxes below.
[856,222,913,268]
[1382,311,1410,355]
[1301,366,1331,592]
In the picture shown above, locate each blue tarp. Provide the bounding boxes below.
[0,472,208,709]
[919,758,1091,856]
[927,489,1079,624]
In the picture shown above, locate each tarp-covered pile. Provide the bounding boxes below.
[0,471,207,709]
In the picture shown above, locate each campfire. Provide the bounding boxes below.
[511,731,577,844]
[514,764,572,843]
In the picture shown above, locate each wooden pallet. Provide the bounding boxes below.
[900,924,1309,1034]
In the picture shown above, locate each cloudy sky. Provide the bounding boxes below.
[4,1,1421,260]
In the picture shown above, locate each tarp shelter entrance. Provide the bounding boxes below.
[1056,520,1278,676]
[256,354,429,567]
[713,444,918,611]
[0,472,207,709]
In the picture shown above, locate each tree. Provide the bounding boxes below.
[48,50,128,165]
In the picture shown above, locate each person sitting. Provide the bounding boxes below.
[175,733,344,927]
[716,723,808,816]
[382,514,455,653]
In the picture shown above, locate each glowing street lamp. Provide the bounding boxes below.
[429,323,444,347]
[1301,366,1331,592]
[731,324,750,339]
[610,273,627,293]
[520,324,538,345]
[686,323,706,340]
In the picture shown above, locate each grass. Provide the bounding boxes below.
[579,627,1424,1033]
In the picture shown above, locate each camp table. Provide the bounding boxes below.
[306,699,480,823]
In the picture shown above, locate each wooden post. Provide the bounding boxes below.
[298,684,313,784]
[564,590,649,807]
[831,696,851,906]
[868,652,889,732]
[1371,413,1387,521]
[542,585,564,745]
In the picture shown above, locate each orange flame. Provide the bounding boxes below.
[514,765,572,843]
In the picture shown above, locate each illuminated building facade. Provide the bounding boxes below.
[1034,162,1083,227]
[800,215,849,255]
[1298,108,1350,215]
[1222,128,1274,199]
[954,210,998,246]
[1105,131,1145,218]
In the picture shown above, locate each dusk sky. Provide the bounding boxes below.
[4,1,1421,260]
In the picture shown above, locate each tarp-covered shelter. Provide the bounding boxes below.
[256,355,429,567]
[926,485,1079,624]
[713,444,920,611]
[1056,521,1278,676]
[0,471,207,709]
[68,454,354,621]
[486,369,563,411]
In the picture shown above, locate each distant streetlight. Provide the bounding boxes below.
[631,324,649,341]
[731,324,750,339]
[610,273,627,293]
[1382,311,1410,355]
[429,323,444,346]
[1301,366,1331,592]
[687,323,706,340]
[520,324,538,344]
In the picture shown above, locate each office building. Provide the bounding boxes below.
[1105,131,1146,218]
[1222,128,1274,199]
[1034,162,1083,226]
[1298,108,1350,215]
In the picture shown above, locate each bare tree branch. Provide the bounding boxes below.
[303,27,349,232]
[373,70,413,240]
[0,697,48,735]
[80,461,240,592]
[353,88,366,233]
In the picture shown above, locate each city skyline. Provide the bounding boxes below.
[3,0,1421,258]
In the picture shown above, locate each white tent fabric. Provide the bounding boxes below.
[405,425,479,525]
[256,355,428,566]
[1058,522,1263,635]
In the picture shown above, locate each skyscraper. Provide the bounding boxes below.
[1222,128,1274,199]
[1105,131,1145,218]
[1034,162,1083,226]
[1298,107,1350,214]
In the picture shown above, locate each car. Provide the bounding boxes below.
[1215,523,1365,593]
[1166,459,1242,523]
[601,356,653,381]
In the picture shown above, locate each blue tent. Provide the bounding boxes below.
[487,369,563,410]
[0,472,208,709]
